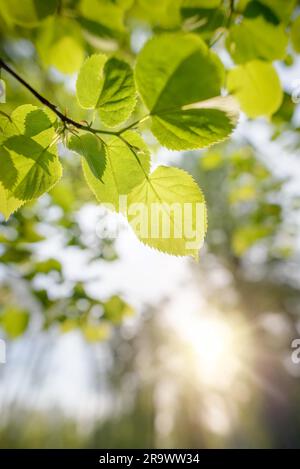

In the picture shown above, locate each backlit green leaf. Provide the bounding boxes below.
[151,96,239,150]
[136,33,224,112]
[227,61,283,117]
[76,54,107,109]
[0,105,62,203]
[76,54,135,126]
[127,166,207,259]
[0,183,25,220]
[226,16,288,63]
[0,0,58,27]
[79,0,130,33]
[258,0,296,22]
[135,32,237,150]
[98,58,136,127]
[68,132,106,180]
[136,0,182,29]
[181,6,225,40]
[37,18,85,74]
[69,131,150,211]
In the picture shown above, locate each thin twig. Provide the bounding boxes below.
[0,58,125,137]
[119,114,150,133]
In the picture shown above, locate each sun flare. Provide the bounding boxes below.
[179,313,247,388]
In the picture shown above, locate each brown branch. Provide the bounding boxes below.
[0,57,117,136]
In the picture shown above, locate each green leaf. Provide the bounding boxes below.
[76,54,136,126]
[0,307,29,339]
[226,16,288,63]
[242,0,280,23]
[227,61,283,118]
[98,58,136,127]
[127,165,207,259]
[136,0,182,29]
[46,36,84,74]
[0,0,58,27]
[135,32,237,150]
[291,16,300,53]
[37,18,84,74]
[151,96,239,150]
[258,0,296,22]
[0,105,62,202]
[68,132,106,180]
[69,131,150,211]
[79,0,130,33]
[76,54,107,108]
[136,33,224,112]
[181,6,225,39]
[0,183,25,220]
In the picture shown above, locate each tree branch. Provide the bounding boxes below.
[0,57,119,136]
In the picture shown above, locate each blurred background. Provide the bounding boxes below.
[1,0,300,448]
